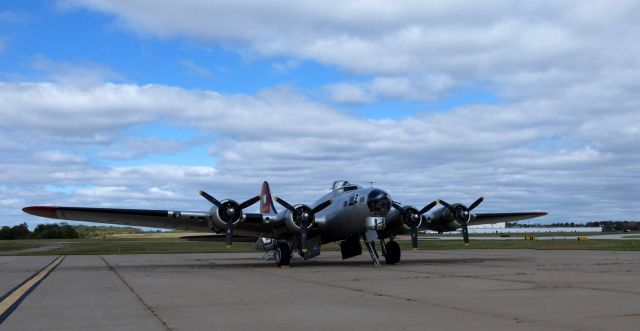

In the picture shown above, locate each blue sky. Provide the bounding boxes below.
[1,1,640,228]
[1,1,496,116]
[2,2,347,98]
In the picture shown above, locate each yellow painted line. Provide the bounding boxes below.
[0,256,65,322]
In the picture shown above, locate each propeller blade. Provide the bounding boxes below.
[418,200,438,215]
[199,190,222,208]
[274,197,296,213]
[411,228,418,250]
[461,220,469,245]
[438,199,456,212]
[238,195,260,210]
[467,196,484,212]
[225,216,234,247]
[310,199,332,214]
[300,218,309,254]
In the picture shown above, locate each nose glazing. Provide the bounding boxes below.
[367,189,391,215]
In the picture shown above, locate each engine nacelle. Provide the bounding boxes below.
[399,206,422,231]
[426,206,462,232]
[284,204,314,233]
[207,199,244,231]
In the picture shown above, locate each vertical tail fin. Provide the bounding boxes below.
[260,181,277,214]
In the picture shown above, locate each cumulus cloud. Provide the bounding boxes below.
[60,1,640,99]
[2,1,639,226]
[1,77,639,224]
[326,75,457,104]
[99,138,191,160]
[35,151,88,163]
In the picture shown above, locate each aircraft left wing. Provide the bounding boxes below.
[22,206,213,231]
[470,212,548,226]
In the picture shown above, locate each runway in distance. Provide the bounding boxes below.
[23,180,547,266]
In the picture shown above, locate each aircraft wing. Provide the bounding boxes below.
[22,206,213,232]
[470,212,548,226]
[22,205,282,238]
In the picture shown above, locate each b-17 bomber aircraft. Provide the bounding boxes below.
[23,180,546,266]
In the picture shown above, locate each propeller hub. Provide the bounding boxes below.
[402,207,421,228]
[218,200,242,224]
[292,205,313,229]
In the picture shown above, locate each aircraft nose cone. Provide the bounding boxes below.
[367,189,391,215]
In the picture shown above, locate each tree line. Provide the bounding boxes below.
[0,223,148,240]
[0,223,79,240]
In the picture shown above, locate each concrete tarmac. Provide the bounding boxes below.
[1,250,639,330]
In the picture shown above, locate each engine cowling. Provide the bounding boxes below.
[399,206,422,231]
[284,204,315,233]
[207,199,243,231]
[426,206,463,232]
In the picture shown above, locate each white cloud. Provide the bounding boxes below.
[326,83,371,104]
[60,1,640,108]
[35,151,88,163]
[2,1,639,226]
[99,138,191,160]
[326,75,457,104]
[1,78,639,224]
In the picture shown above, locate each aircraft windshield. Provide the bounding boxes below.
[332,180,350,191]
[331,180,360,192]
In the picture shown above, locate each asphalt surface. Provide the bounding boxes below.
[1,250,639,330]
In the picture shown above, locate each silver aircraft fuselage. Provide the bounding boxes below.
[313,186,387,239]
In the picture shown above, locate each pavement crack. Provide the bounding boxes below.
[99,256,172,331]
[254,269,515,320]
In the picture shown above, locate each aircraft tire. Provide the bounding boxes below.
[274,242,292,267]
[384,241,401,264]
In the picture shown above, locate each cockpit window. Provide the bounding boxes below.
[332,180,350,191]
[332,180,362,193]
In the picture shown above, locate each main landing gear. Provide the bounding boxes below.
[273,242,292,267]
[382,240,401,265]
[341,234,403,266]
[377,237,401,265]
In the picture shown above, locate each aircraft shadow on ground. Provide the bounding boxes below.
[62,256,526,271]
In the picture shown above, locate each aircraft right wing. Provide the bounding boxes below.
[470,212,548,226]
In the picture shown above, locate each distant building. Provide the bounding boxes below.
[427,223,602,234]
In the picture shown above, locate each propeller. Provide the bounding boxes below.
[199,190,260,247]
[438,197,484,245]
[274,197,332,254]
[391,200,438,249]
